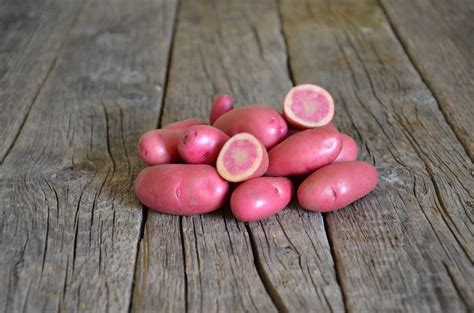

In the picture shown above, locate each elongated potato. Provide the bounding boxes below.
[231,177,293,222]
[135,164,229,215]
[297,161,378,212]
[213,105,287,148]
[266,127,342,176]
[138,129,181,165]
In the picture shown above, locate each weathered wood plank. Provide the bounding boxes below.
[379,0,474,159]
[132,0,344,311]
[0,0,177,312]
[279,0,473,311]
[247,205,346,312]
[0,0,85,163]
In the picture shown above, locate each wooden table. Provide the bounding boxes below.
[1,0,472,312]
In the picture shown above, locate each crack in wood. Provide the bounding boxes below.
[246,223,289,313]
[322,215,349,313]
[179,216,189,313]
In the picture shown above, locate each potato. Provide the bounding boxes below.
[297,161,378,212]
[178,125,229,164]
[163,118,206,131]
[334,134,358,163]
[266,127,342,176]
[135,164,229,215]
[231,177,293,222]
[216,133,268,182]
[210,94,233,124]
[212,105,287,148]
[138,129,181,165]
[283,84,335,129]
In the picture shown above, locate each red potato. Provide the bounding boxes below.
[216,133,268,182]
[213,105,287,148]
[135,164,229,215]
[231,177,293,222]
[210,94,234,124]
[334,134,358,163]
[283,127,300,139]
[297,161,378,212]
[138,129,181,165]
[178,125,229,164]
[325,122,337,131]
[283,84,335,129]
[163,118,206,131]
[266,127,342,176]
[285,122,336,139]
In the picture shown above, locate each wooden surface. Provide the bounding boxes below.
[0,0,472,312]
[380,0,474,160]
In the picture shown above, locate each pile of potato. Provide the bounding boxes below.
[135,84,377,221]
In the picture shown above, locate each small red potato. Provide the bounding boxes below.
[283,84,335,129]
[334,134,358,163]
[210,94,234,124]
[138,129,181,165]
[297,161,378,212]
[178,125,229,164]
[135,164,229,215]
[266,127,342,176]
[231,177,293,222]
[216,133,268,182]
[163,118,206,131]
[213,105,287,148]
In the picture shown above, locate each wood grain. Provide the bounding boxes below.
[379,0,474,159]
[0,0,177,312]
[0,0,85,163]
[279,0,473,311]
[132,0,344,312]
[247,204,345,312]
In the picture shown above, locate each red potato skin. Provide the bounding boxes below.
[178,125,229,164]
[334,134,358,163]
[325,122,337,131]
[297,161,378,212]
[231,177,293,222]
[163,118,206,131]
[135,164,229,215]
[210,94,234,124]
[266,127,342,176]
[212,105,288,148]
[284,123,337,139]
[287,119,336,131]
[138,129,181,165]
[283,127,300,139]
